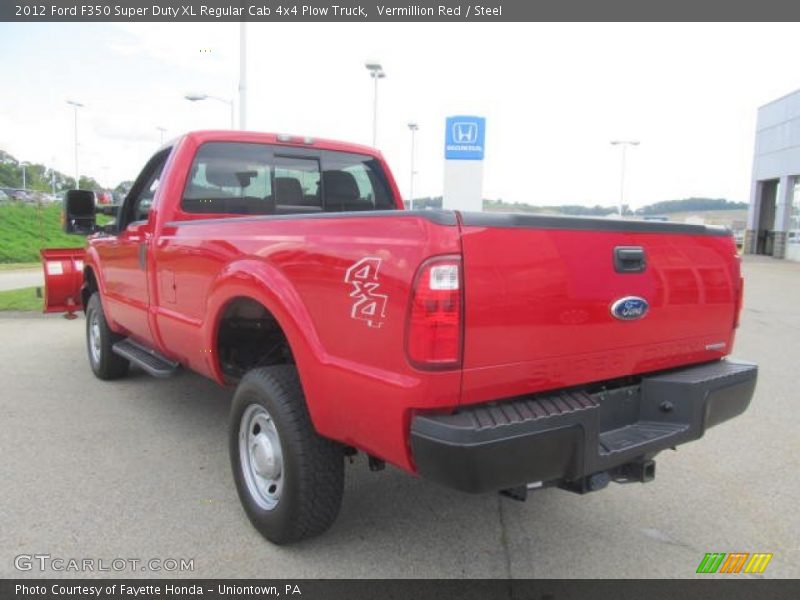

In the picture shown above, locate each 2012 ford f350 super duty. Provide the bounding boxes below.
[41,130,757,544]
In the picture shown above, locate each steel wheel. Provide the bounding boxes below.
[89,311,102,365]
[239,403,284,510]
[229,366,344,544]
[84,292,129,380]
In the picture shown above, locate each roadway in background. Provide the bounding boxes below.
[0,267,42,291]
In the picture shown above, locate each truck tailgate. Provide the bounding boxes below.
[458,213,741,405]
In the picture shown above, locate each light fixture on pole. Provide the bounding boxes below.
[610,140,640,217]
[66,99,84,190]
[185,92,235,129]
[156,126,167,145]
[407,122,418,210]
[365,61,386,147]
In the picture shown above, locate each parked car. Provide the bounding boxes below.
[9,189,32,202]
[41,130,757,544]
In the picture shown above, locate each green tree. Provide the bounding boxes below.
[0,148,112,194]
[637,197,747,215]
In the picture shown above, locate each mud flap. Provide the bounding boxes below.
[40,248,86,316]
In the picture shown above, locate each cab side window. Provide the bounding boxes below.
[119,148,170,230]
[133,170,163,222]
[182,142,273,215]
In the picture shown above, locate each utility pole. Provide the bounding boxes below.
[239,21,247,130]
[67,100,84,189]
[365,61,386,147]
[407,122,418,209]
[50,156,57,195]
[610,140,640,217]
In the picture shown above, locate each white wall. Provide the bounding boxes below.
[748,88,800,260]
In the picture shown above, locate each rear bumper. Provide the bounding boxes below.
[410,359,757,493]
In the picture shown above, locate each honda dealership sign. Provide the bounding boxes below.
[445,116,486,160]
[443,115,486,212]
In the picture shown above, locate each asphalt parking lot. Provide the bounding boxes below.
[1,256,797,579]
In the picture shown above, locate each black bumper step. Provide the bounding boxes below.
[431,391,599,442]
[599,422,688,456]
[112,339,179,378]
[411,359,757,493]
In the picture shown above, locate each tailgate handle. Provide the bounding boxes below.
[614,246,646,273]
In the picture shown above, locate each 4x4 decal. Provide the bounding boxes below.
[344,257,388,328]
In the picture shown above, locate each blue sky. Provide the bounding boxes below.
[1,22,799,206]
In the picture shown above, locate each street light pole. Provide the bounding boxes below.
[66,100,84,189]
[49,156,57,195]
[365,61,386,147]
[20,162,28,190]
[156,126,167,145]
[185,93,235,129]
[407,122,418,210]
[610,140,640,217]
[239,21,247,130]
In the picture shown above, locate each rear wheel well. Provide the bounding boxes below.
[216,297,293,382]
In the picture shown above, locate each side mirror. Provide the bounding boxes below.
[63,190,96,235]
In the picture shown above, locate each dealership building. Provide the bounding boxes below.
[745,88,800,261]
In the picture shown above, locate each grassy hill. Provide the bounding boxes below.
[0,203,85,263]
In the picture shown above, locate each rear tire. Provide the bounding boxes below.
[85,293,129,380]
[229,365,344,544]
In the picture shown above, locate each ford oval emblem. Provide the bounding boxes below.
[610,296,649,321]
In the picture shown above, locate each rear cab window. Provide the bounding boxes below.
[320,150,395,212]
[180,142,397,216]
[274,155,322,213]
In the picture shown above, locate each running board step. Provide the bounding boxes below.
[112,339,179,378]
[598,421,688,456]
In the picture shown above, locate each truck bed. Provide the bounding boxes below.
[457,212,741,405]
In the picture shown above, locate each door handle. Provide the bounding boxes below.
[614,246,646,273]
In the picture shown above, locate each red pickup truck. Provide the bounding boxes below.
[42,130,756,544]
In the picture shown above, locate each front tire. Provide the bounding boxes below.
[229,366,344,544]
[85,293,129,380]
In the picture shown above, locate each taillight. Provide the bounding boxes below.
[734,275,744,328]
[406,255,463,370]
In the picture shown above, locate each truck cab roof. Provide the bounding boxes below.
[165,130,382,159]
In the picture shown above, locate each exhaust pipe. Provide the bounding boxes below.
[560,471,611,495]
